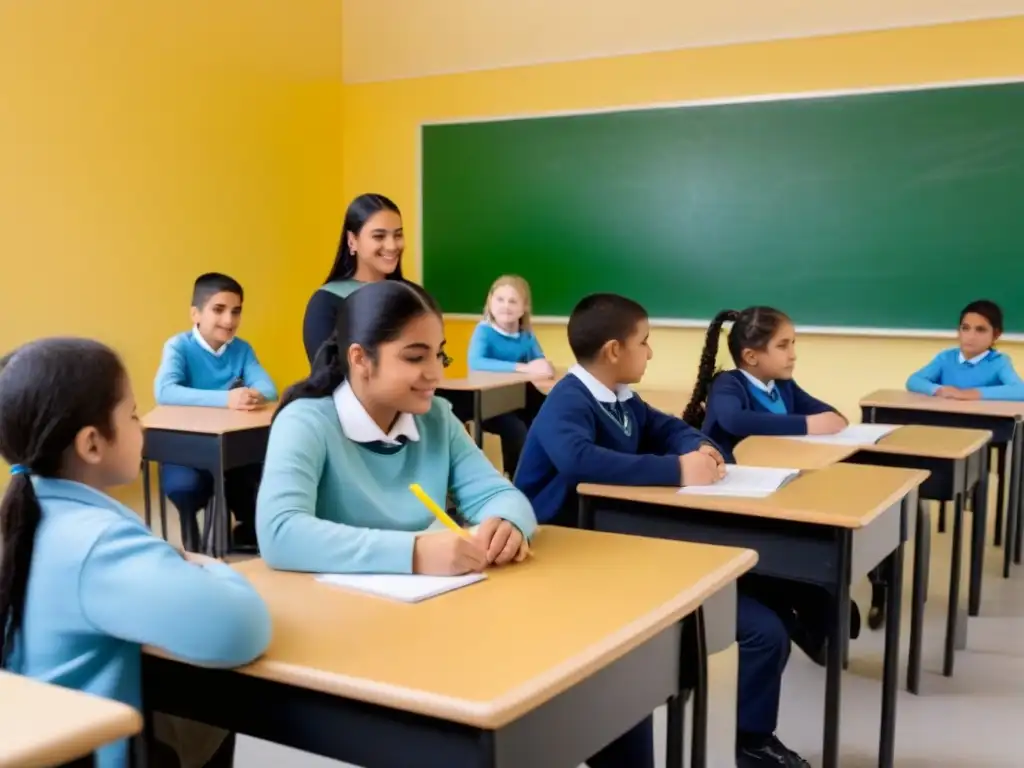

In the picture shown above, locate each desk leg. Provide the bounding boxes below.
[880,538,904,768]
[1004,422,1022,578]
[823,530,852,768]
[1015,450,1024,566]
[994,444,1006,547]
[473,392,484,449]
[969,448,989,617]
[142,461,152,529]
[157,472,169,543]
[688,609,708,768]
[578,496,595,530]
[943,492,966,676]
[907,500,929,695]
[213,455,229,559]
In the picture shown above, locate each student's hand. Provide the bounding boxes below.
[680,450,721,486]
[181,550,221,567]
[935,386,960,399]
[951,388,982,401]
[413,531,489,575]
[806,411,846,435]
[474,517,525,565]
[520,359,555,378]
[227,387,260,411]
[698,443,725,466]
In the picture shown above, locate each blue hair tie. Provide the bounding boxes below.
[10,464,29,476]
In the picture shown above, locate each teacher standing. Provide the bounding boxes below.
[302,193,406,363]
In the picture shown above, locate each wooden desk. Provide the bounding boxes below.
[578,462,928,768]
[0,670,141,768]
[532,374,692,418]
[438,373,541,447]
[861,389,1023,578]
[141,405,276,557]
[142,527,754,768]
[734,436,858,470]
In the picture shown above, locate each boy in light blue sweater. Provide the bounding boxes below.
[257,280,536,576]
[154,273,278,550]
[0,337,271,768]
[907,299,1024,400]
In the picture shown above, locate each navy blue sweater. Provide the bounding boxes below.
[514,374,718,525]
[701,369,837,459]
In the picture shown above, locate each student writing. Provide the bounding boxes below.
[257,280,537,575]
[154,272,276,550]
[682,306,847,460]
[467,274,554,478]
[906,299,1024,400]
[0,337,271,768]
[514,294,809,768]
[302,193,406,365]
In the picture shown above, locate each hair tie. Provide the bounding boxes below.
[10,464,29,476]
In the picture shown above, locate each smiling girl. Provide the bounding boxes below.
[467,275,554,478]
[258,280,537,575]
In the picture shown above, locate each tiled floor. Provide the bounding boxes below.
[145,487,1024,767]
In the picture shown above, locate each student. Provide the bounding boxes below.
[302,193,406,364]
[154,272,277,550]
[906,299,1024,400]
[257,280,537,575]
[683,307,869,637]
[682,306,847,461]
[467,274,554,478]
[0,337,271,768]
[514,294,809,768]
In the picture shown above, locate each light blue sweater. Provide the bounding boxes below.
[8,478,271,768]
[154,330,277,408]
[468,322,545,373]
[906,348,1024,400]
[256,391,538,573]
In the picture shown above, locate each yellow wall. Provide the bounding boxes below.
[0,0,344,412]
[342,17,1024,419]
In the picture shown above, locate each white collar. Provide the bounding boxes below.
[740,369,776,394]
[192,326,232,358]
[487,321,521,339]
[958,349,990,365]
[333,381,420,445]
[569,364,633,403]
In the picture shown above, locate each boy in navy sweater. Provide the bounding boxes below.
[154,273,278,551]
[515,294,810,768]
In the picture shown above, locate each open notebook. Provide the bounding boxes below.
[677,464,800,498]
[315,572,487,603]
[786,423,899,446]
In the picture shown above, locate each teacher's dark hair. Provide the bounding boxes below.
[278,281,441,417]
[325,194,405,283]
[0,338,126,667]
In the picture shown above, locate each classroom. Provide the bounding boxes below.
[2,2,1023,767]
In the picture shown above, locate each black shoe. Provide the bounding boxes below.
[737,734,811,767]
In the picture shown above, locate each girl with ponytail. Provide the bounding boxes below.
[258,280,537,576]
[682,306,846,457]
[0,337,270,768]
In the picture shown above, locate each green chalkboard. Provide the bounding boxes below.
[422,81,1024,332]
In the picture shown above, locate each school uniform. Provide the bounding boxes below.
[301,279,366,364]
[467,321,548,478]
[907,348,1024,400]
[701,369,838,460]
[154,328,277,549]
[514,366,795,768]
[255,382,538,573]
[10,477,271,768]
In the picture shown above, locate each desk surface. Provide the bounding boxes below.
[439,372,546,391]
[734,436,858,470]
[869,424,992,460]
[531,374,691,416]
[579,462,929,529]
[143,404,277,434]
[151,527,754,730]
[861,388,1024,419]
[0,670,142,767]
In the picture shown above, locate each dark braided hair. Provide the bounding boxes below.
[0,338,126,667]
[682,307,790,427]
[277,280,443,419]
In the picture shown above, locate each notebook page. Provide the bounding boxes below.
[786,423,900,446]
[315,572,486,603]
[677,465,800,498]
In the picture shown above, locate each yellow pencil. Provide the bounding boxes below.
[409,483,471,538]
